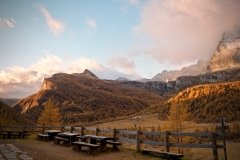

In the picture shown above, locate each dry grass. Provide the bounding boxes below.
[94,113,216,132]
[0,138,161,160]
[94,113,240,160]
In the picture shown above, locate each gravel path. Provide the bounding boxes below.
[0,144,33,160]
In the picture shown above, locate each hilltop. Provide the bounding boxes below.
[166,81,240,122]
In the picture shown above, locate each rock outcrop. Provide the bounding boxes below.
[122,67,240,95]
[208,29,240,71]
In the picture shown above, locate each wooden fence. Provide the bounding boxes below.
[1,118,228,160]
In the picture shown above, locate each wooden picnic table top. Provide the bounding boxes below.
[44,130,61,133]
[80,135,115,141]
[58,132,80,136]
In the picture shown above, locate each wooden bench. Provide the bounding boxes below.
[21,132,30,138]
[54,136,70,145]
[11,132,21,138]
[142,149,184,159]
[106,140,122,150]
[38,134,50,141]
[73,141,100,154]
[1,132,9,139]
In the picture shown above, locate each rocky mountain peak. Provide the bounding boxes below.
[83,69,98,78]
[208,29,240,72]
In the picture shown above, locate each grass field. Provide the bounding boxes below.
[94,113,217,132]
[94,113,240,160]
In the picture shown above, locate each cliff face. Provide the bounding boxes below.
[208,29,240,71]
[41,80,56,90]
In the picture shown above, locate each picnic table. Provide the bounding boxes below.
[44,130,61,140]
[79,135,115,151]
[1,130,29,139]
[57,132,80,145]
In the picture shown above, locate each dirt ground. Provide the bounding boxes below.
[1,137,239,160]
[0,138,161,160]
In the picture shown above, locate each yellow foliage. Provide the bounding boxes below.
[37,99,62,126]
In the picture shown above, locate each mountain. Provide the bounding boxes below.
[166,81,240,123]
[116,77,130,81]
[0,100,32,126]
[152,60,208,82]
[208,29,240,71]
[13,70,163,124]
[122,67,240,96]
[0,98,19,106]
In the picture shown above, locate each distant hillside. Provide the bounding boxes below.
[152,60,208,82]
[0,100,32,126]
[14,70,163,124]
[0,98,19,106]
[167,81,240,122]
[122,67,240,96]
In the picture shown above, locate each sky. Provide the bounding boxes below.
[0,0,240,98]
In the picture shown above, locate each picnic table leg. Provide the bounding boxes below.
[100,140,107,151]
[7,132,12,139]
[90,139,97,144]
[112,143,118,151]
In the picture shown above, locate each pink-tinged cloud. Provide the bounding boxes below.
[133,0,240,65]
[39,6,64,35]
[128,0,140,6]
[0,54,140,98]
[85,18,96,29]
[108,56,136,74]
[0,17,16,29]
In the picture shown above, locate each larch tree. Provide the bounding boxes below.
[168,101,189,132]
[37,99,62,126]
[168,101,189,154]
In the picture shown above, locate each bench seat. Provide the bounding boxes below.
[73,141,100,154]
[38,134,50,141]
[142,149,184,159]
[54,136,70,145]
[106,140,122,150]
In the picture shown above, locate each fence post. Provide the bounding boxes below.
[113,128,117,141]
[70,126,74,133]
[61,126,64,132]
[96,127,99,136]
[221,117,227,160]
[42,123,45,134]
[136,130,141,152]
[212,132,219,160]
[81,126,85,135]
[165,131,170,152]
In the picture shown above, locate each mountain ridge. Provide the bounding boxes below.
[14,71,163,124]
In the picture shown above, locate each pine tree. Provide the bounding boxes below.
[37,99,62,126]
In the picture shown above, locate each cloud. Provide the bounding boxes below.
[39,5,64,35]
[0,17,16,29]
[0,54,140,98]
[128,0,140,6]
[133,0,240,65]
[108,56,136,74]
[85,18,96,29]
